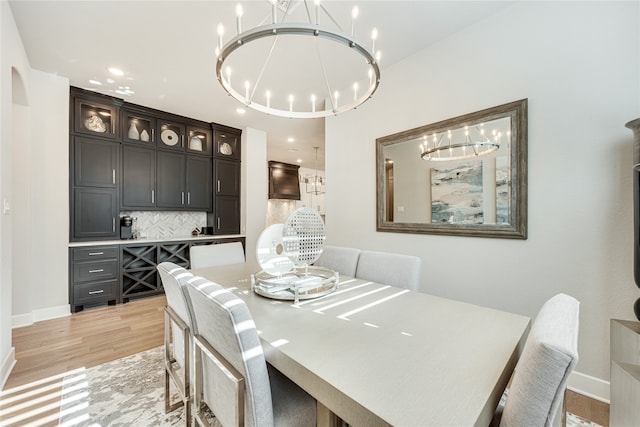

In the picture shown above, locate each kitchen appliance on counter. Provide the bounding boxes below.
[120,215,134,239]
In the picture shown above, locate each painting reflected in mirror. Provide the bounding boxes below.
[376,99,527,239]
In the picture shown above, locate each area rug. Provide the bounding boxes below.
[58,346,193,426]
[58,346,601,427]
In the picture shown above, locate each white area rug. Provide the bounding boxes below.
[58,346,602,426]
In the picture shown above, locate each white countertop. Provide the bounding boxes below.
[69,234,245,247]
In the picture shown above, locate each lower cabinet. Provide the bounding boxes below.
[69,245,120,312]
[69,237,245,310]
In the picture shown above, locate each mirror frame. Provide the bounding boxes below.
[376,99,528,239]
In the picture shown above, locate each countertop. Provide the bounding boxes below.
[68,234,245,247]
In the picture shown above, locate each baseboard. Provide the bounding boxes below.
[0,347,16,390]
[568,370,611,404]
[33,304,70,322]
[12,312,34,328]
[12,305,70,329]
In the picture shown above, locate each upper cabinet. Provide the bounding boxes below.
[214,128,241,160]
[121,108,156,145]
[186,125,212,156]
[157,118,186,152]
[73,94,120,140]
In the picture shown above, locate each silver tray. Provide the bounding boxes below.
[251,265,338,302]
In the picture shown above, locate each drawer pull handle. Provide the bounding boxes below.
[89,269,104,273]
[88,252,104,256]
[88,290,104,295]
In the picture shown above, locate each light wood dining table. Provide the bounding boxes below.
[190,261,530,427]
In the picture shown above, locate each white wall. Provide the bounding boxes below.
[0,0,32,388]
[242,127,267,263]
[325,1,639,400]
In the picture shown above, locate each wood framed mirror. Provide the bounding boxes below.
[376,99,528,239]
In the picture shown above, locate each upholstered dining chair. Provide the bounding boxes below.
[313,245,361,277]
[156,262,196,424]
[492,293,580,427]
[187,276,317,427]
[355,250,422,291]
[189,241,245,269]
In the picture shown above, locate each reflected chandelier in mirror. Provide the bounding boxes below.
[376,99,528,239]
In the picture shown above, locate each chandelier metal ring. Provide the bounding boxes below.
[216,22,381,119]
[421,141,500,162]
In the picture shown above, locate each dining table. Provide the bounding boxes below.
[190,261,531,427]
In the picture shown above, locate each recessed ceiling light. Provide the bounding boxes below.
[287,137,295,142]
[89,80,102,86]
[106,78,115,84]
[108,67,124,76]
[236,107,246,114]
[297,159,303,163]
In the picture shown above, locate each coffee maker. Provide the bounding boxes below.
[120,216,134,239]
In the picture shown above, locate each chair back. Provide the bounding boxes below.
[157,262,195,366]
[187,277,274,427]
[314,245,361,277]
[190,241,245,269]
[355,250,421,291]
[499,293,580,427]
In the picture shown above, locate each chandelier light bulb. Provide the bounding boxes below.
[289,94,294,113]
[225,66,232,85]
[353,82,359,100]
[236,4,243,34]
[265,90,271,107]
[376,50,381,63]
[351,6,359,37]
[215,46,220,58]
[311,94,316,113]
[371,28,378,52]
[334,91,340,109]
[269,0,277,24]
[217,23,224,50]
[244,80,250,101]
[315,0,321,25]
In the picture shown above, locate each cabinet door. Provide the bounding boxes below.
[73,96,118,139]
[215,158,240,197]
[214,129,241,160]
[121,145,156,209]
[74,137,118,188]
[73,188,118,240]
[186,125,212,156]
[186,156,212,210]
[122,109,156,145]
[157,151,186,208]
[214,196,240,234]
[157,119,185,151]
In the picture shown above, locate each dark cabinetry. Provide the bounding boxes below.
[73,94,120,139]
[121,145,156,209]
[122,108,156,145]
[210,127,241,234]
[69,245,119,312]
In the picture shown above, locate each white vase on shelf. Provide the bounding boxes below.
[128,122,140,140]
[140,129,149,142]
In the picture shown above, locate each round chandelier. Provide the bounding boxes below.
[420,125,505,161]
[215,0,381,119]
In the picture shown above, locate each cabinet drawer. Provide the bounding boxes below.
[73,260,118,283]
[73,280,118,305]
[73,246,118,262]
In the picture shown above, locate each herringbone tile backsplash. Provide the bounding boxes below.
[122,211,207,239]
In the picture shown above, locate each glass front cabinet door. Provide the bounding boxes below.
[157,119,185,151]
[122,109,156,145]
[214,129,241,160]
[74,97,119,139]
[186,125,212,156]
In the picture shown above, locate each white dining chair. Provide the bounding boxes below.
[355,250,421,291]
[186,276,317,427]
[492,293,580,427]
[313,245,361,277]
[189,241,245,269]
[156,262,196,424]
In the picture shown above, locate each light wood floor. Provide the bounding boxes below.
[1,295,609,426]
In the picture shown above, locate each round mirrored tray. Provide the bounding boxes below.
[251,265,338,301]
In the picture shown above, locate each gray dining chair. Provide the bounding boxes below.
[156,262,196,424]
[492,293,580,427]
[313,245,361,277]
[189,241,245,269]
[187,276,317,427]
[355,250,421,291]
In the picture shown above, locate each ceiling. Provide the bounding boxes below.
[9,0,513,170]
